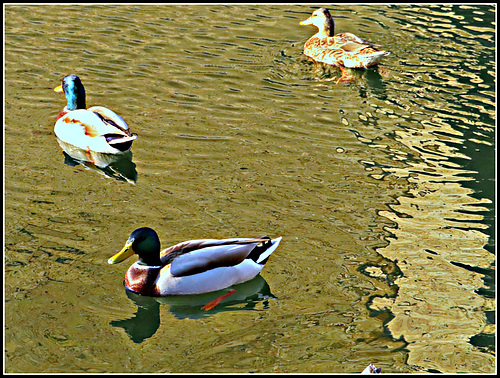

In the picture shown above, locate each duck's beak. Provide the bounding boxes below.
[108,240,135,264]
[54,85,63,92]
[300,17,313,26]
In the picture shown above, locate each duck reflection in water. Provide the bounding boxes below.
[110,275,275,343]
[57,138,137,183]
[303,60,389,99]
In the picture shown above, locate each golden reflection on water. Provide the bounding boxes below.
[358,5,495,371]
[370,127,495,372]
[4,3,495,374]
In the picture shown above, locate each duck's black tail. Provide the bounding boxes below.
[247,236,282,265]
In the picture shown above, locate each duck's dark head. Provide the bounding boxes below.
[108,227,162,267]
[54,74,86,111]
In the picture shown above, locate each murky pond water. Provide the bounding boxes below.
[4,4,495,373]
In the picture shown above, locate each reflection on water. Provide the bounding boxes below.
[111,275,274,343]
[302,61,390,99]
[4,3,495,374]
[57,138,137,183]
[356,4,496,373]
[369,131,495,372]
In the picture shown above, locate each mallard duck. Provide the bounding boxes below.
[108,227,282,296]
[54,74,137,154]
[300,8,389,68]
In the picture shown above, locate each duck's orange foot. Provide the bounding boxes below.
[201,289,236,311]
[85,148,97,165]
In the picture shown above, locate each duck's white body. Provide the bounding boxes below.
[55,106,136,154]
[138,258,263,295]
[109,228,282,296]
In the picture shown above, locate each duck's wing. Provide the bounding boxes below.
[318,32,383,52]
[88,106,137,149]
[319,36,388,67]
[336,32,365,44]
[337,41,370,53]
[160,238,269,277]
[336,33,384,49]
[88,106,132,136]
[305,36,370,57]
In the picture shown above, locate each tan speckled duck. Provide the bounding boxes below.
[300,8,389,68]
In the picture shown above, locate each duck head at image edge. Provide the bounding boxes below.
[54,74,137,154]
[108,227,282,296]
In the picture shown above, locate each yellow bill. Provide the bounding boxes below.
[300,17,312,26]
[108,241,134,264]
[54,85,63,92]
